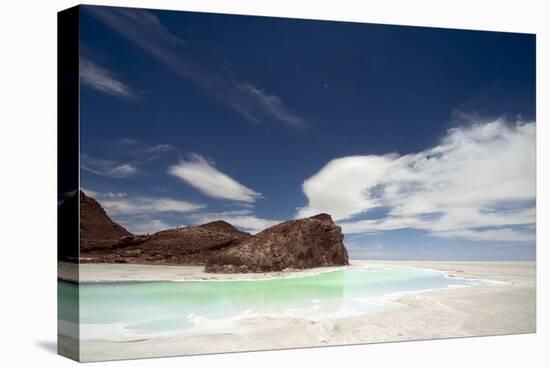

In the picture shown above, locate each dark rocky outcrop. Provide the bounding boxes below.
[83,220,251,265]
[76,191,349,271]
[79,191,132,252]
[76,190,252,264]
[204,214,349,273]
[198,220,243,233]
[113,223,251,264]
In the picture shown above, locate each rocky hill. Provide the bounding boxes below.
[79,191,132,251]
[76,192,349,271]
[205,213,349,273]
[90,223,252,264]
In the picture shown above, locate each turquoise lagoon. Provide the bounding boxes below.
[58,265,483,341]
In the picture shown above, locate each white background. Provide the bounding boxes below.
[0,0,547,366]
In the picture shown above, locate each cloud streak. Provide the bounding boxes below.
[80,57,138,99]
[297,119,536,241]
[82,189,205,216]
[100,196,205,216]
[86,6,305,127]
[81,154,138,178]
[169,154,262,203]
[81,139,174,178]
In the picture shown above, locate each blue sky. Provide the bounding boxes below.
[79,5,536,260]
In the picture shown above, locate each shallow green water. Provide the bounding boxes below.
[58,265,481,340]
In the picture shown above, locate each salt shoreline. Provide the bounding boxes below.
[58,261,536,362]
[58,260,529,284]
[58,261,353,283]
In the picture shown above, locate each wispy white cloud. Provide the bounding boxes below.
[434,228,535,242]
[297,119,536,241]
[234,82,305,127]
[87,6,305,127]
[82,139,174,179]
[83,188,204,216]
[80,57,138,99]
[108,163,137,177]
[169,153,262,203]
[118,137,138,145]
[81,154,138,178]
[189,209,279,234]
[99,196,205,216]
[81,188,127,199]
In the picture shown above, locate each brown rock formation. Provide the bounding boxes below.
[84,220,251,265]
[204,214,349,273]
[76,191,349,271]
[79,191,132,251]
[198,220,243,233]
